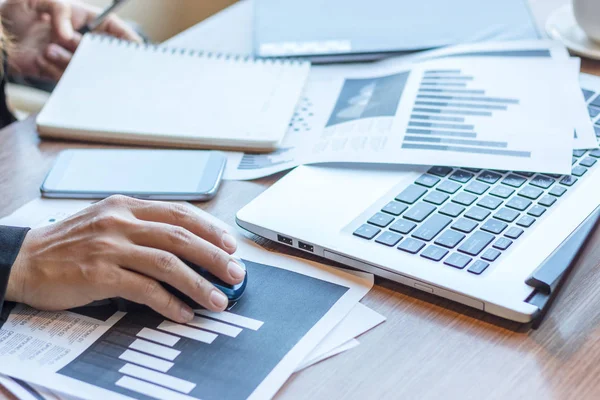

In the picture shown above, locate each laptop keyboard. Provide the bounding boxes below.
[353,87,600,275]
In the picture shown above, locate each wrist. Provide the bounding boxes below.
[5,232,31,304]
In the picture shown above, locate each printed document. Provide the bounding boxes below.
[218,41,595,180]
[0,199,374,400]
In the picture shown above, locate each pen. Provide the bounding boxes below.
[77,0,128,35]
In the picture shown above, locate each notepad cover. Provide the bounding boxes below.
[37,35,311,152]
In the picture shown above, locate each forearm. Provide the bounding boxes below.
[0,225,29,321]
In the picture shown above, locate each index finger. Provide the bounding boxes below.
[107,268,195,323]
[130,201,237,254]
[62,33,82,53]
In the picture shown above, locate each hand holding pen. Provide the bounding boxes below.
[77,0,130,35]
[24,0,142,81]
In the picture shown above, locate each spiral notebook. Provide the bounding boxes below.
[37,34,311,151]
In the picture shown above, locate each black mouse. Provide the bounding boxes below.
[163,258,248,308]
[84,259,248,313]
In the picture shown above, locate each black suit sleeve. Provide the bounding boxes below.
[0,226,30,323]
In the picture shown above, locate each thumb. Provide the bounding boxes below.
[34,0,74,42]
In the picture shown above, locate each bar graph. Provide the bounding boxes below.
[157,321,218,343]
[137,328,180,346]
[402,69,531,158]
[129,338,180,361]
[118,366,195,395]
[57,259,348,400]
[238,147,294,170]
[118,349,174,373]
[56,306,266,399]
[109,311,266,398]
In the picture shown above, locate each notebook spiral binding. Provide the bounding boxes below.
[88,34,307,66]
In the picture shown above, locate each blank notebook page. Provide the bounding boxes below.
[37,34,310,150]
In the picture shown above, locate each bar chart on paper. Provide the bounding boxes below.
[238,147,295,170]
[58,308,266,400]
[115,311,265,398]
[392,56,582,174]
[402,69,531,158]
[57,259,349,400]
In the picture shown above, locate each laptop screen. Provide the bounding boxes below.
[254,0,540,58]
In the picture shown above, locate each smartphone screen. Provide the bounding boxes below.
[41,149,226,200]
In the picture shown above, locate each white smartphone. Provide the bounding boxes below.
[41,149,227,201]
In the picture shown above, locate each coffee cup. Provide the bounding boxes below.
[573,0,600,43]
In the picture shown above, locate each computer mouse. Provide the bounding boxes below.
[162,258,248,308]
[84,259,247,313]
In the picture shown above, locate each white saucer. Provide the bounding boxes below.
[546,4,600,60]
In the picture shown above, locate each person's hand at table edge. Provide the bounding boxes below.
[5,195,245,324]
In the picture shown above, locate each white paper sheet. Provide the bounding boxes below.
[568,59,598,150]
[295,339,360,372]
[2,336,366,400]
[214,41,593,180]
[0,374,83,400]
[295,303,385,371]
[0,374,44,400]
[0,199,374,400]
[1,301,380,400]
[325,57,573,169]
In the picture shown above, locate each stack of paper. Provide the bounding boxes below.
[212,41,597,180]
[0,199,386,400]
[0,302,385,400]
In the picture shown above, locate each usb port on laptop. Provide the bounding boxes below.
[277,235,293,246]
[298,241,314,252]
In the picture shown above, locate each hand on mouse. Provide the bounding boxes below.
[5,195,245,323]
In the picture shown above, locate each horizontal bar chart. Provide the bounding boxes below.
[68,308,268,400]
[194,309,264,331]
[157,321,218,344]
[129,339,181,361]
[419,88,486,95]
[410,114,465,123]
[404,68,528,158]
[408,121,474,130]
[402,143,531,157]
[119,349,173,373]
[415,101,508,110]
[421,82,468,87]
[406,128,477,138]
[412,107,492,117]
[422,75,473,81]
[119,364,196,394]
[403,135,508,148]
[238,148,294,170]
[116,376,196,400]
[187,316,243,338]
[417,94,519,104]
[136,328,180,347]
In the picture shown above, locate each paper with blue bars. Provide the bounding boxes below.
[223,41,596,180]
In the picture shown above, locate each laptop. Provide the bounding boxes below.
[254,0,539,62]
[236,73,600,324]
